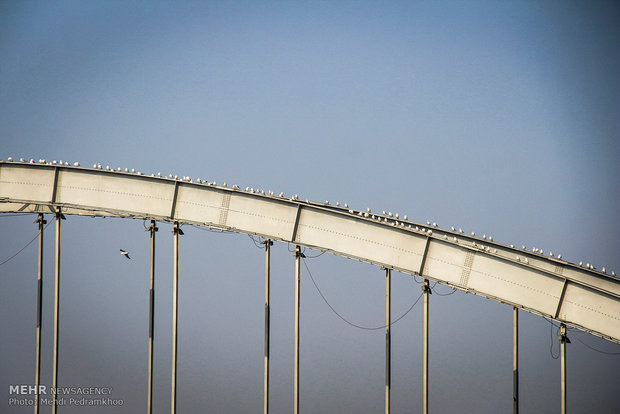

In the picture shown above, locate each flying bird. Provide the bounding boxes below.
[120,249,131,260]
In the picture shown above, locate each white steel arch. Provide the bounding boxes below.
[1,161,619,343]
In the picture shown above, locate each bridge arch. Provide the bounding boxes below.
[1,160,618,343]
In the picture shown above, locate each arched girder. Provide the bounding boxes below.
[1,161,619,343]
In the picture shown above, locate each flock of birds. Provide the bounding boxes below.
[1,157,615,277]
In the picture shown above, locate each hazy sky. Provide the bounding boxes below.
[1,1,619,413]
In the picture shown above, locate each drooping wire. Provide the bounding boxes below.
[0,216,55,266]
[543,317,560,359]
[433,285,457,296]
[302,258,423,331]
[571,334,620,355]
[248,234,265,249]
[303,249,327,259]
[542,317,620,356]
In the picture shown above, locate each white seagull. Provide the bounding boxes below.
[120,249,131,260]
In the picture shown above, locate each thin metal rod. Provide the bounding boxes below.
[147,220,157,414]
[171,222,180,414]
[423,279,430,414]
[385,268,391,414]
[513,307,519,414]
[264,239,272,414]
[34,213,45,414]
[560,323,568,414]
[294,245,302,414]
[52,210,62,414]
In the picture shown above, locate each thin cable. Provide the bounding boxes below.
[248,234,264,249]
[433,286,457,296]
[543,316,561,327]
[544,317,560,360]
[304,249,327,259]
[303,258,423,330]
[0,217,55,266]
[543,317,620,355]
[571,334,620,355]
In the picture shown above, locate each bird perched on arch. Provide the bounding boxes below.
[120,249,131,259]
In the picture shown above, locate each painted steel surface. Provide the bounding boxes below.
[1,161,619,342]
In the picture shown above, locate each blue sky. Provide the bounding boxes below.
[1,1,619,413]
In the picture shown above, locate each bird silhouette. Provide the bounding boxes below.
[120,249,131,260]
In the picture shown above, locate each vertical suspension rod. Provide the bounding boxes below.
[147,220,158,414]
[34,213,46,414]
[52,209,64,414]
[560,323,569,414]
[171,222,182,414]
[294,245,303,414]
[264,239,272,414]
[423,279,431,414]
[385,268,391,414]
[513,307,519,414]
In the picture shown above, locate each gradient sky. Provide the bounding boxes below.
[1,1,619,413]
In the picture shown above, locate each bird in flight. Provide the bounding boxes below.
[120,249,131,259]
